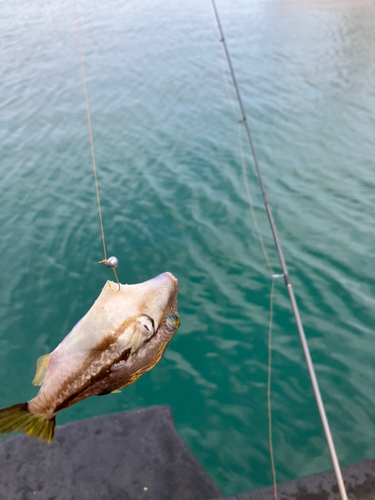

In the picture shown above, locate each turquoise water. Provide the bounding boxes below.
[1,0,375,495]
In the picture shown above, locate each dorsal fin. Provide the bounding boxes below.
[32,354,50,386]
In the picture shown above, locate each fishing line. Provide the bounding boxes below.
[267,280,277,500]
[237,125,273,276]
[210,3,349,500]
[45,0,120,291]
[212,5,279,497]
[211,0,348,500]
[238,123,278,499]
[218,15,274,276]
[45,0,104,31]
[73,0,120,291]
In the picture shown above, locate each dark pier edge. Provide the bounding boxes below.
[215,459,375,500]
[0,405,373,500]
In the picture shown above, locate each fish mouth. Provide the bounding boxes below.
[143,271,179,320]
[125,272,179,354]
[108,299,180,376]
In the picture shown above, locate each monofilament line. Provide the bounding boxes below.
[214,3,279,495]
[210,2,349,500]
[267,279,277,500]
[72,1,120,291]
[45,0,120,290]
[213,5,279,495]
[73,0,107,263]
[45,0,104,31]
[238,124,278,500]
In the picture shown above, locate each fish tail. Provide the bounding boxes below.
[0,403,55,443]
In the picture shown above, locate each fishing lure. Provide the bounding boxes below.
[0,272,179,442]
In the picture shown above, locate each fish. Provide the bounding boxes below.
[0,272,179,443]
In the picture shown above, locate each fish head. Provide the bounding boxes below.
[124,271,179,348]
[133,271,179,328]
[105,271,179,358]
[98,271,179,391]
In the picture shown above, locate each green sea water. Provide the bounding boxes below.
[1,0,374,496]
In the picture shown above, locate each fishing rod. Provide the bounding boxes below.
[210,2,349,500]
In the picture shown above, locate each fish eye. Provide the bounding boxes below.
[165,311,180,332]
[138,316,155,337]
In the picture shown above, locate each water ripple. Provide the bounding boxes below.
[0,0,374,496]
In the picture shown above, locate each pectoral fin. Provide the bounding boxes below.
[32,354,50,386]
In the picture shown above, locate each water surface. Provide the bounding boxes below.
[0,0,374,495]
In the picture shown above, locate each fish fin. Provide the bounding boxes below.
[32,354,50,386]
[97,389,111,396]
[97,389,121,396]
[0,403,55,443]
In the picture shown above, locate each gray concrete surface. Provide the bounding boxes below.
[216,458,375,500]
[0,405,221,500]
[0,404,374,500]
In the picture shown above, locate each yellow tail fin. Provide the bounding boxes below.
[0,403,55,443]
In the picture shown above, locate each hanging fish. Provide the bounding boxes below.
[0,272,179,443]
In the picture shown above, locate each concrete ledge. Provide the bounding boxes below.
[216,459,375,500]
[1,405,374,500]
[0,405,221,500]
